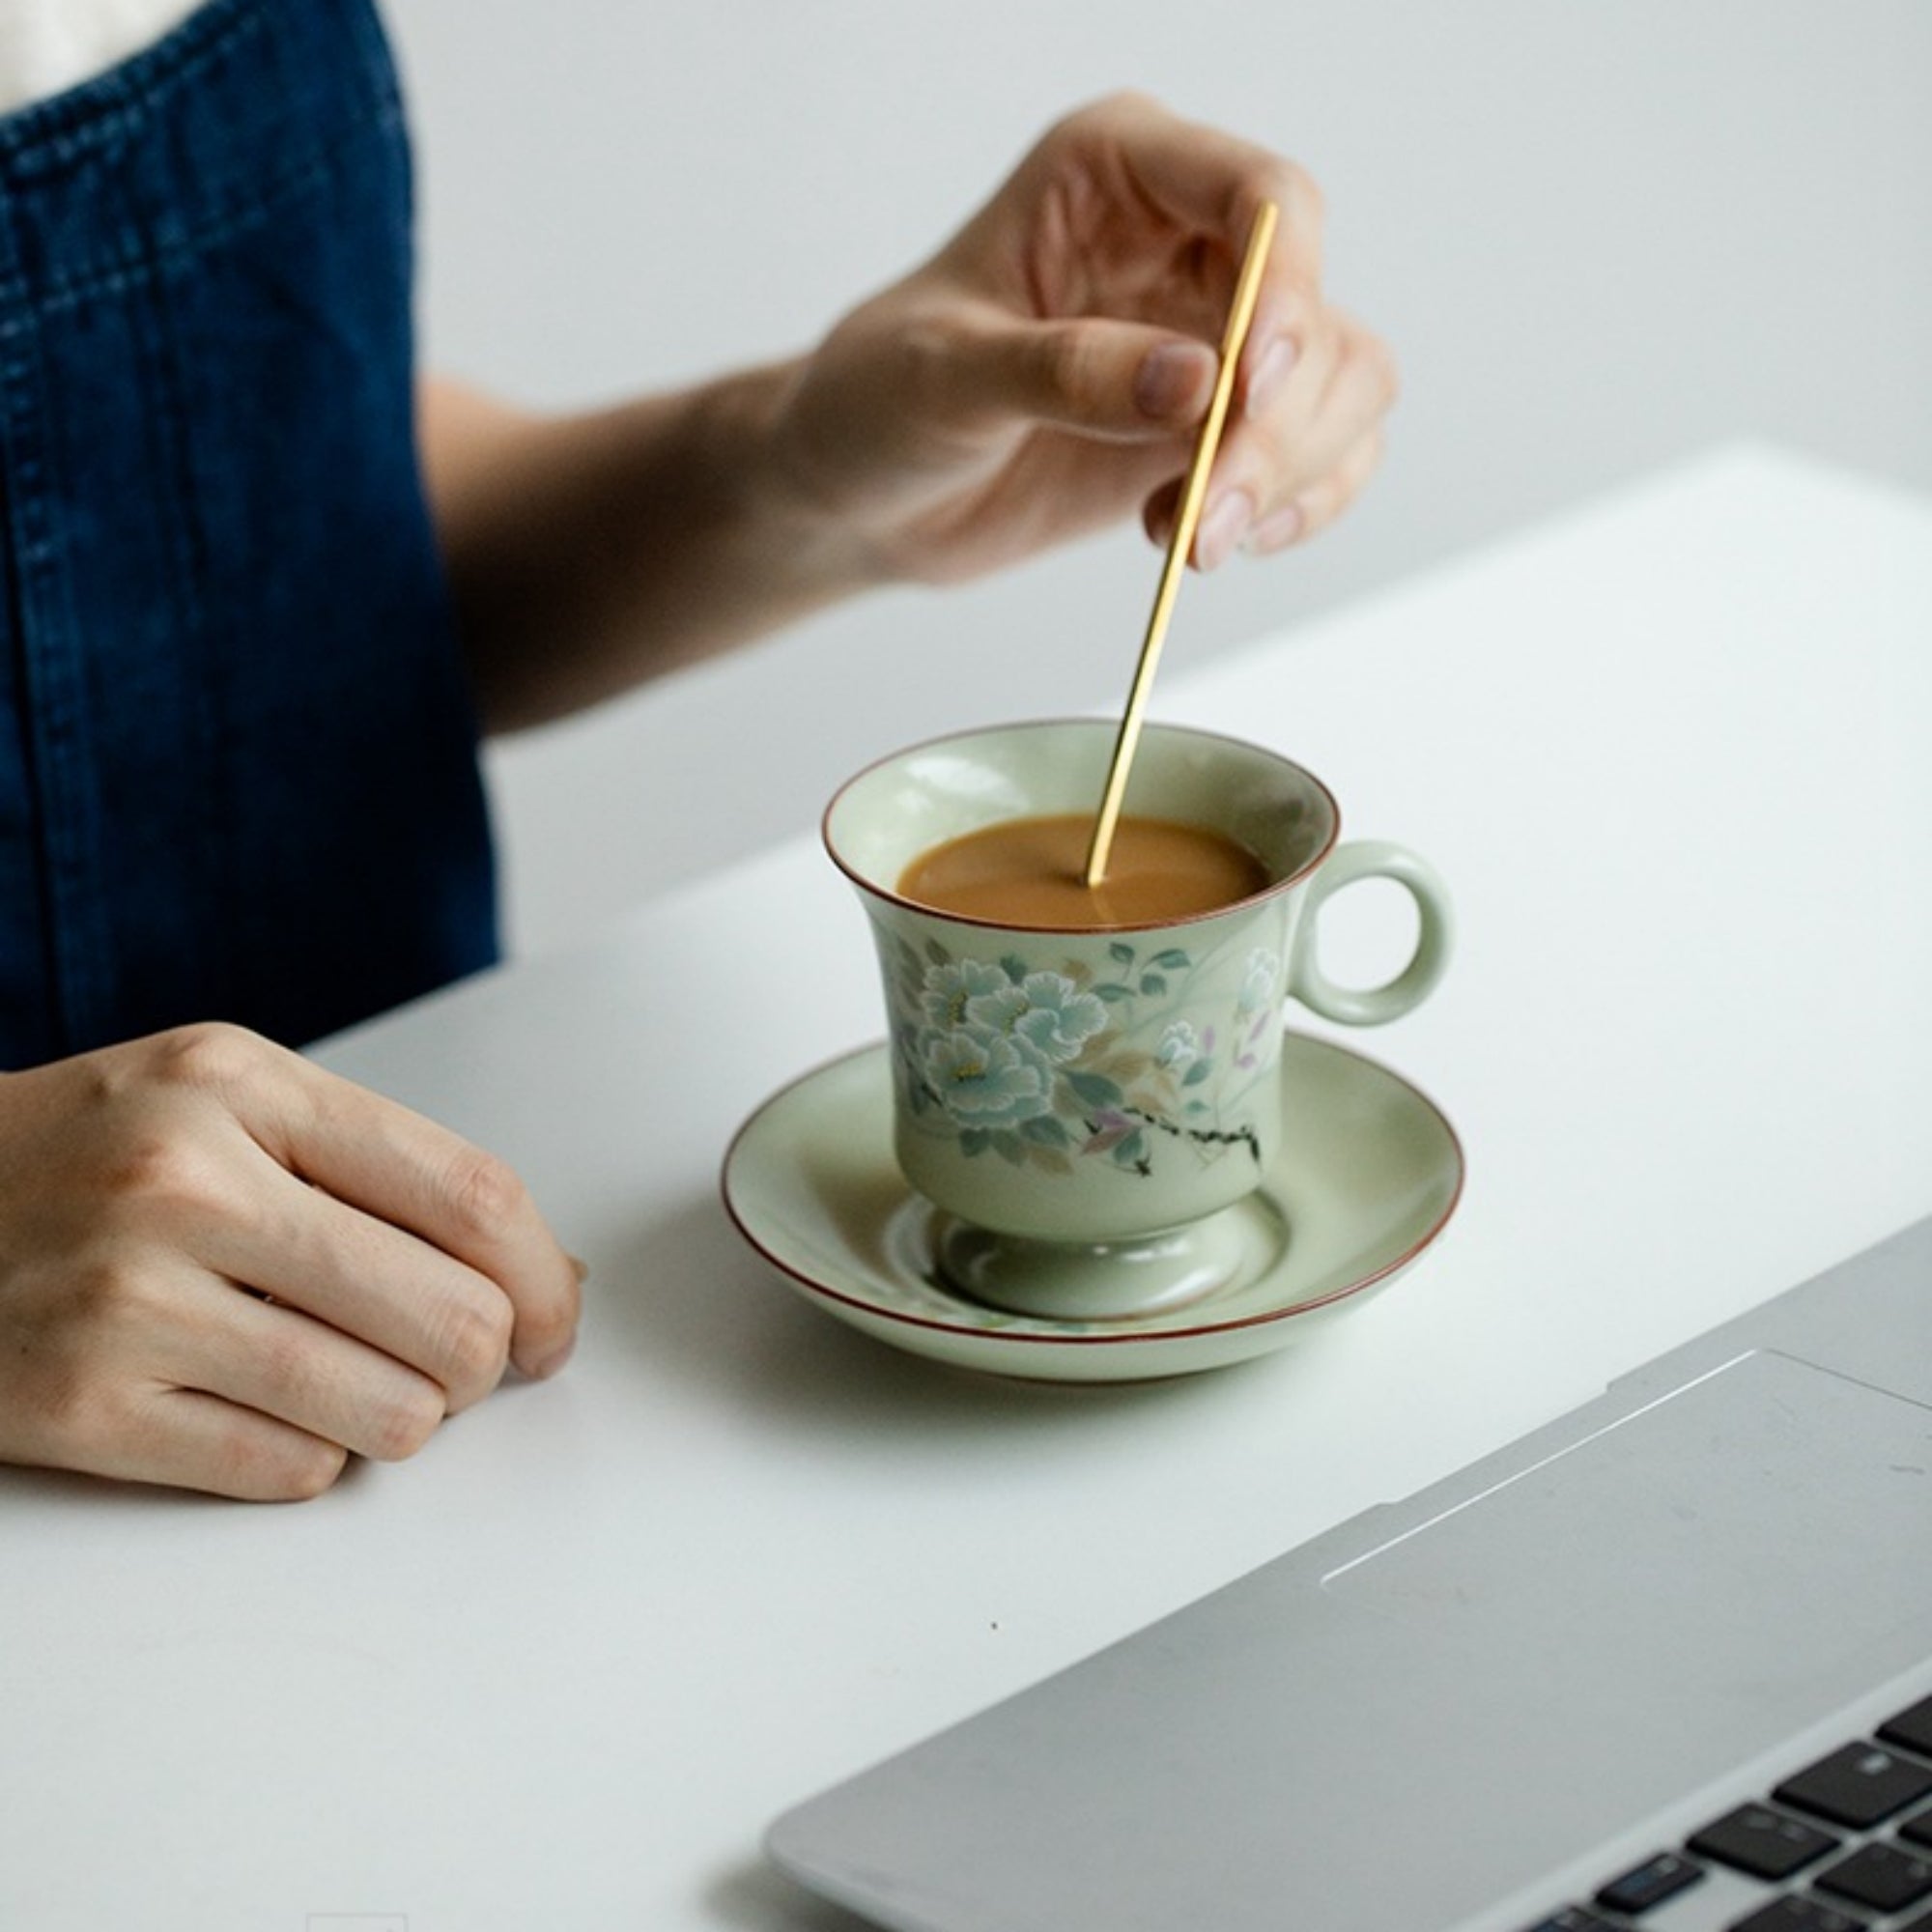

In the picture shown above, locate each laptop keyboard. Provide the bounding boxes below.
[1524,1694,1932,1932]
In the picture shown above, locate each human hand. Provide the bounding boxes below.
[771,91,1396,587]
[0,1024,582,1500]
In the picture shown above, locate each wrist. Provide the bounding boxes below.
[699,355,891,607]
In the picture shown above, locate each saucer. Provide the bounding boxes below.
[720,1033,1463,1383]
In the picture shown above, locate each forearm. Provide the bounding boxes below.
[419,367,874,734]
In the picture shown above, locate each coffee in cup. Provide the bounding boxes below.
[897,811,1268,927]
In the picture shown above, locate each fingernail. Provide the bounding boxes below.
[1245,335,1297,418]
[1195,490,1253,571]
[567,1252,590,1284]
[1245,500,1306,553]
[1135,341,1214,422]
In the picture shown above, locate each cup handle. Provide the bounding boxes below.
[1288,839,1453,1026]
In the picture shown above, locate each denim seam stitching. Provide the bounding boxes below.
[0,298,108,1048]
[0,145,339,320]
[0,0,274,179]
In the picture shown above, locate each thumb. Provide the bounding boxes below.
[952,314,1218,441]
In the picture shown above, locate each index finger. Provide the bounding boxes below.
[1072,92,1324,357]
[243,1046,581,1378]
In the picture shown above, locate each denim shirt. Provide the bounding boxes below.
[0,0,497,1068]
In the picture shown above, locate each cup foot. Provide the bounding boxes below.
[931,1197,1290,1323]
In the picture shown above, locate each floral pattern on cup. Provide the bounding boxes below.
[883,931,1280,1181]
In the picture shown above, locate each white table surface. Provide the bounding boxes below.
[4,444,1930,1932]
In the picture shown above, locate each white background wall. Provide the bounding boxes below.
[384,0,1932,960]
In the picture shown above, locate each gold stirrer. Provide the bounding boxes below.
[1084,198,1279,888]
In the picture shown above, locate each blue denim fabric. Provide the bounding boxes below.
[0,0,497,1067]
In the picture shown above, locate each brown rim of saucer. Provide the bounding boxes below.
[820,717,1344,936]
[717,1035,1466,1348]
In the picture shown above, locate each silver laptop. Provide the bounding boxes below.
[768,1211,1932,1932]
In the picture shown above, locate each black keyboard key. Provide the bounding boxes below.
[1521,1910,1622,1932]
[1596,1850,1703,1914]
[1690,1803,1840,1880]
[1776,1742,1932,1827]
[1882,1696,1932,1759]
[1815,1839,1932,1912]
[1728,1897,1868,1931]
[1895,1907,1932,1932]
[1902,1805,1932,1851]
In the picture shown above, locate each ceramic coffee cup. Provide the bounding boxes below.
[822,719,1451,1321]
